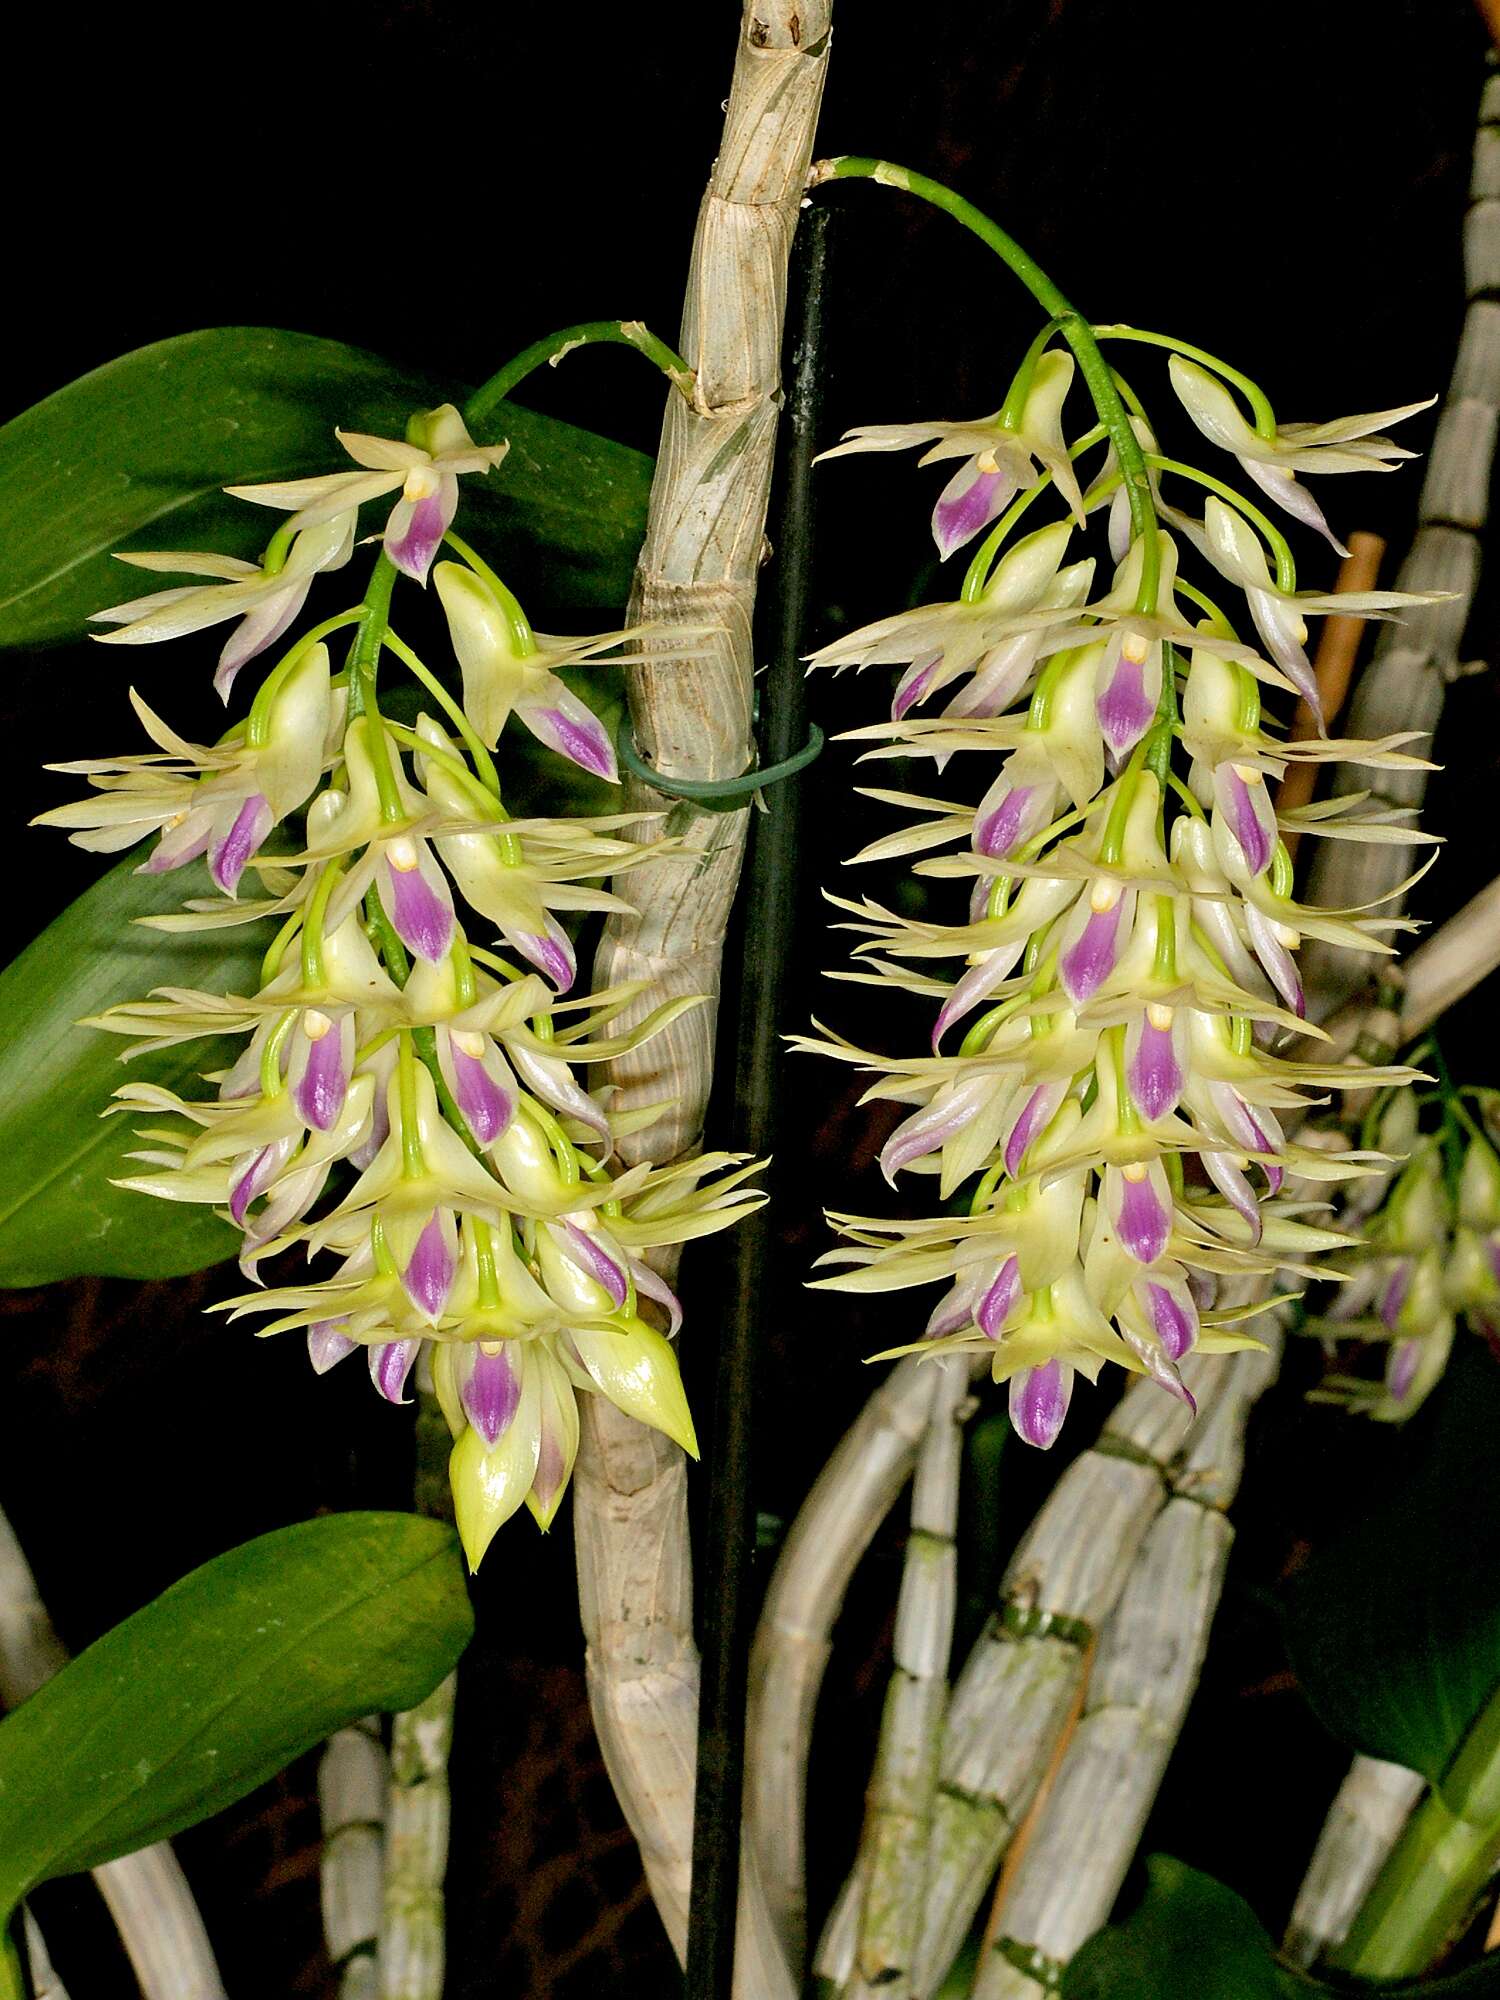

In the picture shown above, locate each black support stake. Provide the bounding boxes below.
[682,198,831,2000]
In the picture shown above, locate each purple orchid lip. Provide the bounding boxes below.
[402,1212,457,1320]
[461,1343,522,1446]
[1380,1259,1413,1333]
[307,1319,357,1374]
[1127,1008,1183,1122]
[931,940,1025,1049]
[974,783,1035,859]
[557,1220,628,1308]
[1218,763,1275,877]
[447,1033,514,1145]
[293,1012,348,1132]
[893,653,941,721]
[386,485,454,584]
[1145,1280,1197,1362]
[1061,890,1127,1006]
[1095,640,1158,757]
[1388,1338,1422,1403]
[229,1142,285,1226]
[1115,1165,1172,1265]
[528,703,617,780]
[380,840,454,964]
[977,1256,1021,1339]
[1009,1359,1071,1449]
[210,793,273,896]
[370,1339,421,1404]
[881,1077,988,1183]
[518,925,576,994]
[215,586,304,703]
[1004,1084,1059,1177]
[926,1274,980,1339]
[932,458,1014,560]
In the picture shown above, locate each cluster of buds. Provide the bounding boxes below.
[37,403,760,1566]
[1308,1080,1500,1421]
[799,323,1439,1449]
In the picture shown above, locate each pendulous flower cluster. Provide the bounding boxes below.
[37,402,760,1566]
[1306,1078,1500,1421]
[798,324,1441,1449]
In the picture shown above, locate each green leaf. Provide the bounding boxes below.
[1284,1344,1500,1801]
[1061,1855,1500,1999]
[0,853,261,1286]
[0,326,651,649]
[1063,1857,1286,2000]
[0,1513,471,1922]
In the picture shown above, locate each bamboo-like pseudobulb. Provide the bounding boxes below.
[22,1913,69,2000]
[0,1507,228,2000]
[843,1359,971,1999]
[574,1,831,1984]
[1284,1757,1429,1969]
[911,1309,1285,2000]
[377,1676,456,2000]
[1298,73,1500,1019]
[320,1718,387,2000]
[747,1355,943,1968]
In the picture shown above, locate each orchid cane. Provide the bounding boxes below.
[799,158,1442,1450]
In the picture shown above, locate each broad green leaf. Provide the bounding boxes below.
[0,854,261,1286]
[0,326,651,648]
[1284,1344,1500,1803]
[1063,1857,1285,2000]
[0,1513,471,1922]
[1062,1855,1500,1999]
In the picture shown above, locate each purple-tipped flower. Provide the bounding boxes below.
[1060,885,1131,1006]
[308,1320,358,1374]
[518,687,618,781]
[458,1342,522,1446]
[1125,1005,1185,1122]
[1245,901,1305,1019]
[893,653,942,721]
[438,1029,516,1146]
[376,837,455,965]
[385,468,459,584]
[1002,1081,1067,1177]
[931,938,1028,1048]
[1204,1081,1285,1197]
[208,793,274,895]
[973,760,1057,860]
[1009,1359,1073,1448]
[370,1339,422,1404]
[1212,763,1277,879]
[1138,1275,1199,1362]
[228,1139,293,1226]
[977,1255,1022,1339]
[551,1219,629,1310]
[881,1074,994,1182]
[290,1009,353,1133]
[1108,1161,1174,1266]
[1387,1337,1423,1404]
[1380,1258,1413,1334]
[1095,633,1161,760]
[402,1211,458,1321]
[933,454,1018,560]
[517,919,576,995]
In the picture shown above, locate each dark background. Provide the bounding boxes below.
[4,2,1498,1994]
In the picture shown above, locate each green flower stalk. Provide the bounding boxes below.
[35,395,762,1569]
[800,161,1441,1449]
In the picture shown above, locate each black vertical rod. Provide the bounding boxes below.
[683,199,831,2000]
